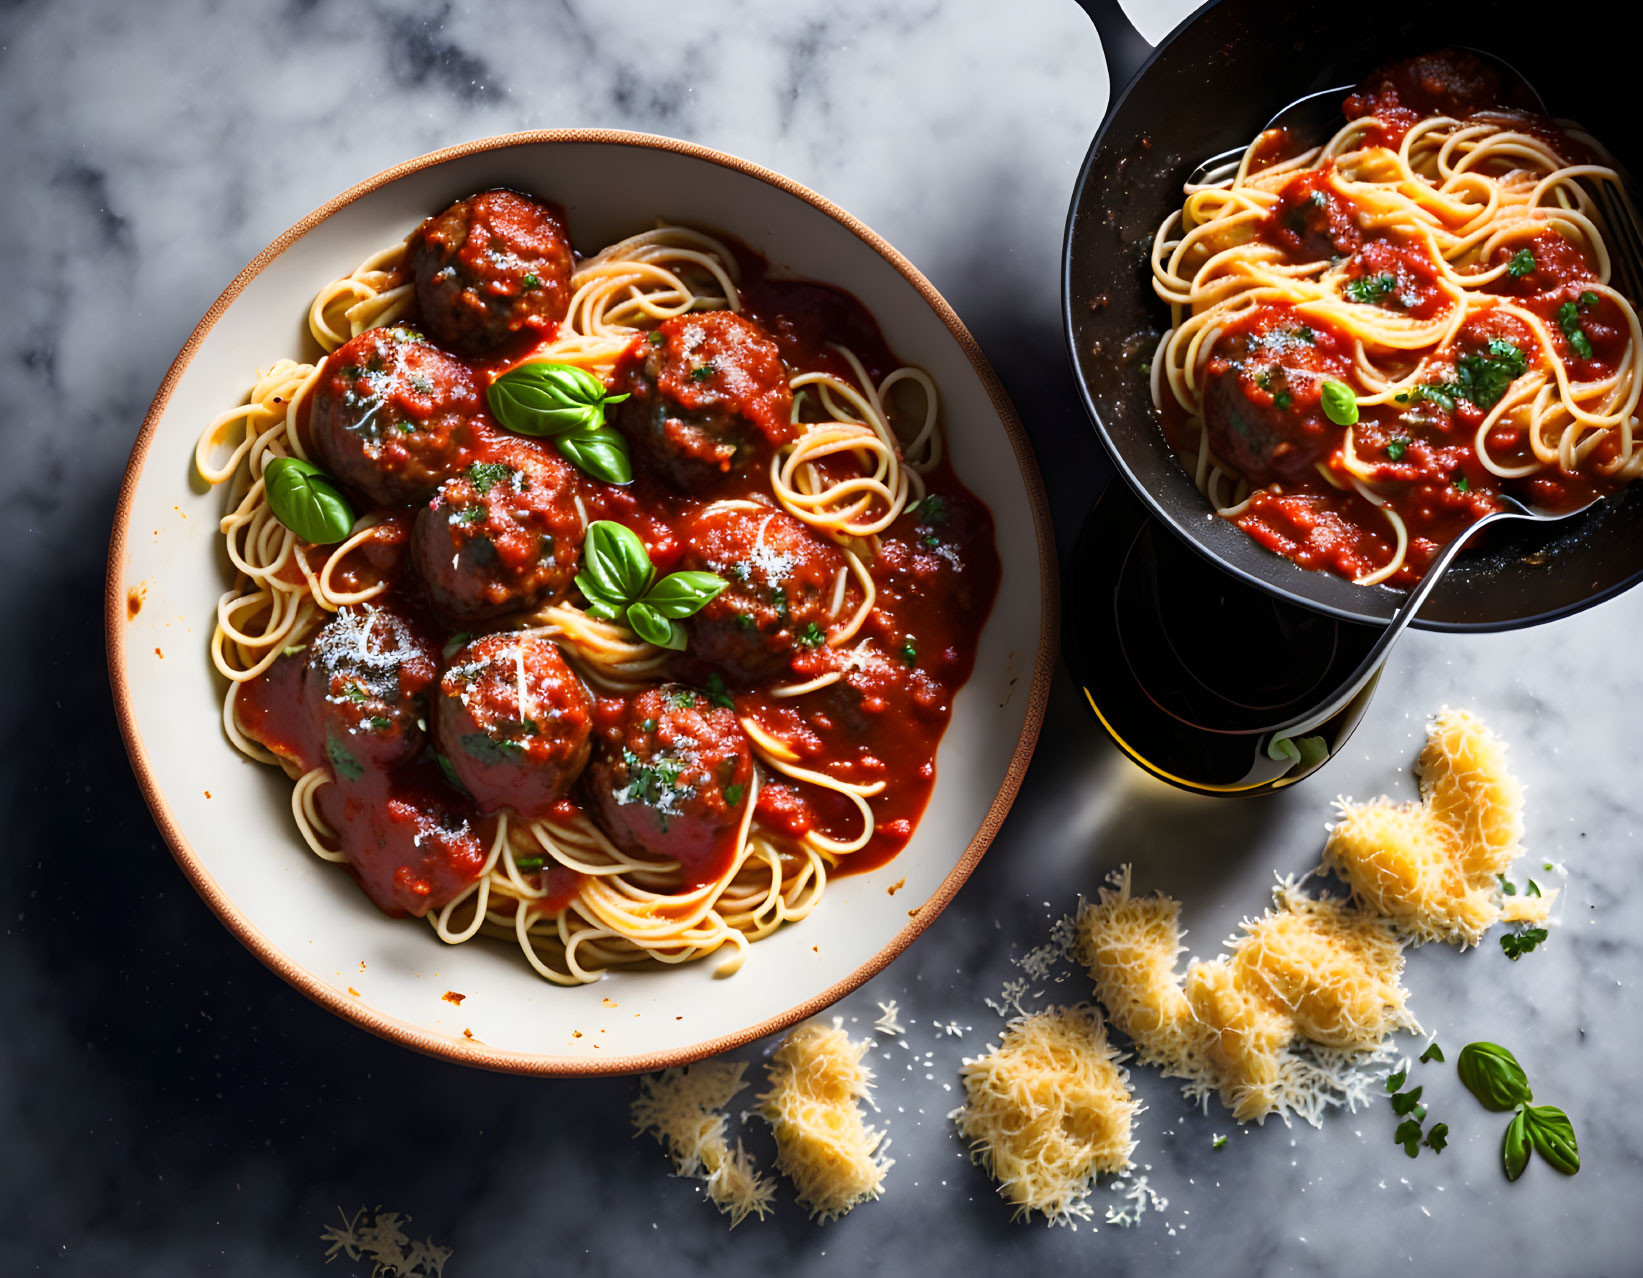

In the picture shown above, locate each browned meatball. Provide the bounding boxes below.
[303,603,440,778]
[435,633,594,818]
[308,325,487,506]
[613,311,796,489]
[1200,306,1357,484]
[410,440,585,628]
[677,504,844,683]
[583,685,754,871]
[406,190,575,353]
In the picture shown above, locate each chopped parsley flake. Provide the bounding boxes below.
[1423,1123,1449,1153]
[467,461,513,494]
[521,273,540,291]
[456,506,486,524]
[690,362,717,381]
[704,673,734,709]
[1507,248,1536,278]
[1273,390,1294,411]
[1558,298,1595,359]
[326,732,365,782]
[723,782,745,807]
[798,621,826,648]
[900,640,918,667]
[647,330,666,346]
[1345,272,1397,304]
[1386,436,1410,461]
[1500,926,1548,960]
[1420,1042,1445,1064]
[513,855,545,872]
[459,732,525,766]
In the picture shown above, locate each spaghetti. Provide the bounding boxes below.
[1148,51,1642,586]
[196,192,998,984]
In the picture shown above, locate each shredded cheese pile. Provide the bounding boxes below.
[757,1021,893,1221]
[1076,871,1415,1124]
[631,1061,776,1227]
[1325,708,1551,945]
[954,1005,1138,1227]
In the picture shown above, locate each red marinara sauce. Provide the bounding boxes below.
[234,222,1001,915]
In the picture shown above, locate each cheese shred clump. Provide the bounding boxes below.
[757,1021,893,1221]
[1076,872,1415,1125]
[954,1005,1138,1227]
[1325,707,1544,946]
[631,1061,776,1228]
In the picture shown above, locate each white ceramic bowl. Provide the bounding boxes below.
[107,131,1054,1075]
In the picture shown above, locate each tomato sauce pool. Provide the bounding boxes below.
[237,238,1001,914]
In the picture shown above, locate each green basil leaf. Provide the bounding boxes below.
[1503,1109,1532,1181]
[583,598,624,622]
[557,427,634,486]
[1320,379,1359,427]
[487,362,612,438]
[1524,1105,1580,1176]
[1458,1042,1534,1112]
[643,570,728,620]
[626,601,684,650]
[264,456,356,545]
[577,521,654,608]
[325,731,365,783]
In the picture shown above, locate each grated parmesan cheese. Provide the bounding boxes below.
[953,1004,1138,1227]
[757,1021,893,1221]
[631,1061,776,1227]
[873,999,905,1037]
[1325,708,1531,946]
[1500,890,1556,924]
[1077,869,1416,1126]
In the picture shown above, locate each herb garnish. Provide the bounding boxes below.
[1557,292,1598,359]
[723,783,745,807]
[1387,437,1410,461]
[467,461,513,494]
[1507,248,1536,278]
[1321,379,1358,426]
[1500,927,1548,959]
[900,640,918,667]
[263,456,356,545]
[1345,272,1397,304]
[574,521,726,651]
[690,363,717,382]
[1420,1042,1445,1064]
[486,362,632,484]
[798,621,826,648]
[326,732,365,782]
[1456,1042,1580,1180]
[703,673,735,710]
[1419,339,1528,411]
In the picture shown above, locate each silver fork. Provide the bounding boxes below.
[1255,490,1604,779]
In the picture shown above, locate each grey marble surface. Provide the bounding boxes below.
[3,0,1640,1273]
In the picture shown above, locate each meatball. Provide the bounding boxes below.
[308,324,486,506]
[678,504,844,683]
[583,684,754,868]
[613,311,795,489]
[406,190,575,353]
[1201,307,1355,484]
[411,441,585,627]
[303,603,440,777]
[435,632,593,818]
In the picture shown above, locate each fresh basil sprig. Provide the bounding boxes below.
[574,520,726,651]
[1457,1041,1581,1181]
[264,456,356,544]
[487,362,633,485]
[1457,1042,1533,1111]
[1320,379,1359,427]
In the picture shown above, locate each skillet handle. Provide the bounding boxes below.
[1070,0,1153,99]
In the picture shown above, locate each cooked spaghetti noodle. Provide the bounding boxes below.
[1148,51,1641,587]
[196,195,998,985]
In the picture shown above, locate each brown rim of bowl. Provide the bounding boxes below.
[104,128,1059,1077]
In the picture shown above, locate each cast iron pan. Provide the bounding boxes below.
[1065,0,1643,631]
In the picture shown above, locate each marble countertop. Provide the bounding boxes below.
[4,0,1639,1272]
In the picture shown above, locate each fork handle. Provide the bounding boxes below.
[1070,0,1153,99]
[1258,507,1523,745]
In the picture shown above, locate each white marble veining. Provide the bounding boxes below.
[2,0,1640,1273]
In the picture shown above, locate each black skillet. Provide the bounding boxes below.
[1065,0,1643,632]
[1057,0,1643,791]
